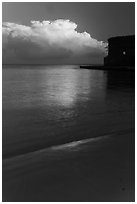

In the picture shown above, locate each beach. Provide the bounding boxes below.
[3,128,135,201]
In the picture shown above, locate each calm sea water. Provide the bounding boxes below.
[3,65,135,158]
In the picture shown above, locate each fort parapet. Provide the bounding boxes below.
[104,35,135,67]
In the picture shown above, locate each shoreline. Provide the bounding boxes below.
[3,129,135,202]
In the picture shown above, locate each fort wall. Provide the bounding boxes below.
[104,35,135,66]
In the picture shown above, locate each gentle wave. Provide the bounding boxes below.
[3,134,110,162]
[3,128,134,161]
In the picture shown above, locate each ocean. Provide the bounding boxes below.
[3,65,134,158]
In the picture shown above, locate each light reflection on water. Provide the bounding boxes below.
[3,66,107,110]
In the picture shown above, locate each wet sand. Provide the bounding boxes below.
[3,128,135,202]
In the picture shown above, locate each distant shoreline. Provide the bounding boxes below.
[80,65,135,71]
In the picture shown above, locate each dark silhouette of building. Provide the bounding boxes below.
[104,35,135,67]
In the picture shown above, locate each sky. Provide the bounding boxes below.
[2,2,135,65]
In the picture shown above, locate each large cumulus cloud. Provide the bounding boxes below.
[2,19,107,64]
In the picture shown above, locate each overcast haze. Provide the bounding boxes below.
[2,2,135,65]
